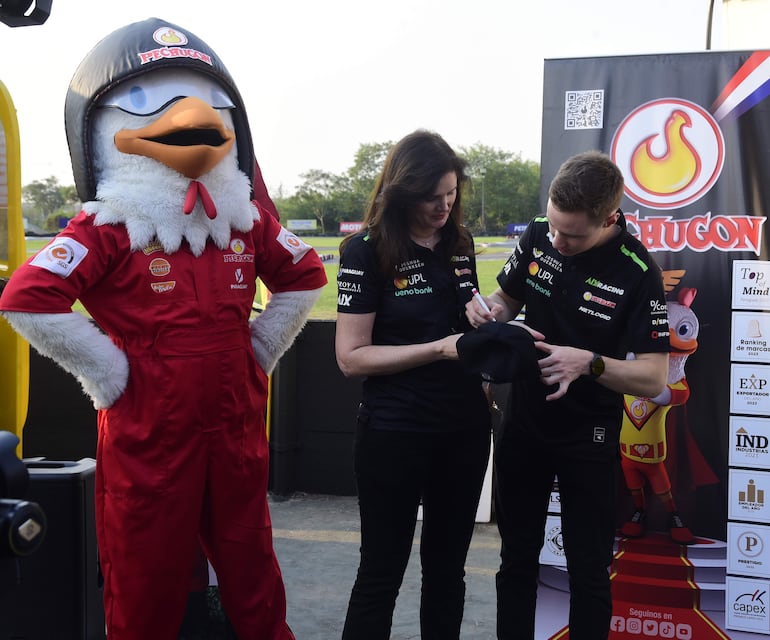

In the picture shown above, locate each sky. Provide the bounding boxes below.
[0,0,726,196]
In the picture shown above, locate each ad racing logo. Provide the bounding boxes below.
[584,277,624,296]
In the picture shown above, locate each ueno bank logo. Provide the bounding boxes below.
[612,98,725,210]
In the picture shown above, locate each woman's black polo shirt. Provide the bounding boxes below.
[337,232,488,433]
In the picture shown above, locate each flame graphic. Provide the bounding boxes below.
[160,29,183,45]
[630,109,701,196]
[631,398,647,420]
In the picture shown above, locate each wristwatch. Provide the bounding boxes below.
[589,352,605,378]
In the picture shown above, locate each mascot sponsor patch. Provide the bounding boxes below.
[276,226,311,264]
[30,237,88,278]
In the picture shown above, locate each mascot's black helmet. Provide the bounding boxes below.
[65,17,256,202]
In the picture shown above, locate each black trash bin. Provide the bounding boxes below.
[0,458,104,640]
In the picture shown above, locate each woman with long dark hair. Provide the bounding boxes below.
[336,130,491,640]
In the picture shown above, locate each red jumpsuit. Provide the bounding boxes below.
[0,209,327,639]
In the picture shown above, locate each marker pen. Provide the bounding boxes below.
[471,287,496,321]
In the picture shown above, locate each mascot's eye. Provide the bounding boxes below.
[675,318,698,340]
[128,86,148,111]
[96,68,235,116]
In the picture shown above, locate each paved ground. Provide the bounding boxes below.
[185,492,752,639]
[270,492,518,640]
[267,493,753,640]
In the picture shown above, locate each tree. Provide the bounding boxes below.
[460,144,540,234]
[22,176,81,231]
[294,169,352,235]
[276,142,540,236]
[346,141,392,215]
[22,176,64,225]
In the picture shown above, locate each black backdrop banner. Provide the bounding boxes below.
[541,51,770,637]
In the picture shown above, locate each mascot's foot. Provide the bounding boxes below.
[669,512,695,545]
[620,510,647,538]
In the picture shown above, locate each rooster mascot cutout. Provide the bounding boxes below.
[0,18,327,640]
[619,287,699,545]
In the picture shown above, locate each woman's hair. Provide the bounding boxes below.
[340,129,472,277]
[548,150,624,223]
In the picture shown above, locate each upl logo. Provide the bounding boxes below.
[611,98,725,210]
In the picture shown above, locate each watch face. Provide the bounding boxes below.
[591,354,605,377]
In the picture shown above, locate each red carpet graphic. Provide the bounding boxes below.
[547,533,730,639]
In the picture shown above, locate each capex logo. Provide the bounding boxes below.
[733,588,767,619]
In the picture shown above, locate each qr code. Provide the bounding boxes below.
[564,90,604,130]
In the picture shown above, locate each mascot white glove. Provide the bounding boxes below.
[1,311,129,409]
[249,288,323,374]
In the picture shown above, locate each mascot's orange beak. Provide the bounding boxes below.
[113,96,235,179]
[670,333,698,356]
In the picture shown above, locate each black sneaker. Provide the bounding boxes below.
[669,512,695,545]
[670,513,686,529]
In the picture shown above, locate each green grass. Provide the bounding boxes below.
[311,237,507,320]
[25,235,509,320]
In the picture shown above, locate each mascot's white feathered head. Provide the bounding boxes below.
[666,287,699,384]
[64,17,259,256]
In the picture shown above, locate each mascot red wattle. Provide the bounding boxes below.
[0,18,327,640]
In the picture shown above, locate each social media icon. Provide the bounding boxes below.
[611,616,625,632]
[643,619,658,635]
[676,623,692,639]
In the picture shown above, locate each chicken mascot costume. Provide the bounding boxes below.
[619,287,699,545]
[0,17,327,640]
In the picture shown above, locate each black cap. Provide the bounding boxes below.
[457,322,540,383]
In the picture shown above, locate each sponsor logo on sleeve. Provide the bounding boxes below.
[276,227,311,264]
[338,267,364,277]
[337,293,352,307]
[30,237,88,278]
